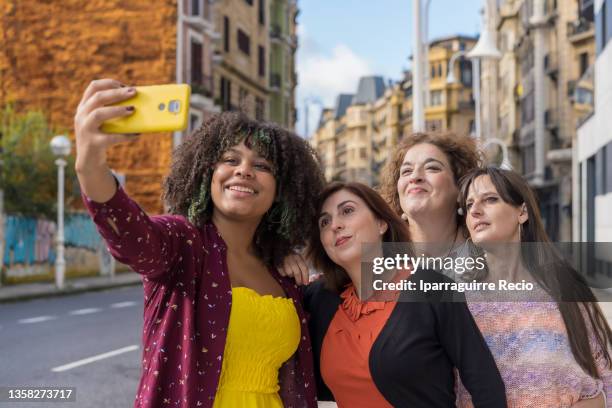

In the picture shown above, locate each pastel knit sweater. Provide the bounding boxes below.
[456,298,611,407]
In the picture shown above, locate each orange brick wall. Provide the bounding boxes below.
[0,0,178,213]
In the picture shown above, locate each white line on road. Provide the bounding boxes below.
[51,345,139,372]
[18,315,57,324]
[110,301,138,308]
[69,308,102,315]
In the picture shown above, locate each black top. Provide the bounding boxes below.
[304,270,507,408]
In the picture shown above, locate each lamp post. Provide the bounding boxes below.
[50,135,71,290]
[447,0,501,138]
[482,138,512,169]
[412,0,425,132]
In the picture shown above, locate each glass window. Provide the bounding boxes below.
[237,29,250,55]
[224,17,230,52]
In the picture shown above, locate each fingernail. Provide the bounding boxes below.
[127,87,136,93]
[126,106,135,111]
[119,83,127,88]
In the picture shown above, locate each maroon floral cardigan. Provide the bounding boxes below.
[83,185,317,408]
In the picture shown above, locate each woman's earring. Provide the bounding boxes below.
[401,213,409,221]
[457,207,464,216]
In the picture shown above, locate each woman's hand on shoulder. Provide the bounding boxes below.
[278,252,315,286]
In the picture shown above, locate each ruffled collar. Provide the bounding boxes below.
[340,284,387,322]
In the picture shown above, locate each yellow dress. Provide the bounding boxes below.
[213,286,301,408]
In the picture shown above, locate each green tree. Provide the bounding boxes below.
[0,106,79,220]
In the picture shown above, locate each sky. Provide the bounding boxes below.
[295,0,485,138]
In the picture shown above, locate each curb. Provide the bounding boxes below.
[0,275,142,304]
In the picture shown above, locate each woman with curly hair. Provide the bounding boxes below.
[74,79,324,408]
[377,132,481,273]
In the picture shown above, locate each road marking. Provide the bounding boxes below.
[51,345,139,372]
[69,308,102,315]
[18,316,57,324]
[110,301,138,309]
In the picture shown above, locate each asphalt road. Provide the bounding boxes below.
[0,285,144,408]
[1,285,610,408]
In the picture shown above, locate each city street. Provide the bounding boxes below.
[1,283,611,407]
[0,286,143,407]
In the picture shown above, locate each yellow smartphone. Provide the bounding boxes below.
[101,84,191,134]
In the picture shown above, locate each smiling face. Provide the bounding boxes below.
[465,175,528,244]
[210,141,276,222]
[397,143,459,218]
[318,189,388,272]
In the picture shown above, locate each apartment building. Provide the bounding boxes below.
[575,0,612,245]
[494,0,595,240]
[312,35,476,186]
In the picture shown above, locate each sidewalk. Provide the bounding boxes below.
[0,272,142,303]
[2,273,612,323]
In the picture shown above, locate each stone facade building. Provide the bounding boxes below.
[0,0,298,213]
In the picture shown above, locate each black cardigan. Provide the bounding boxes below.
[304,270,507,408]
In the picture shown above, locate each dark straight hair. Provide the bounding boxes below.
[307,182,411,293]
[459,166,612,378]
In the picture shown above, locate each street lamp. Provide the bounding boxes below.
[447,0,501,139]
[50,135,71,290]
[481,138,512,170]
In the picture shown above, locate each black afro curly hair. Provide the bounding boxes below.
[163,111,325,268]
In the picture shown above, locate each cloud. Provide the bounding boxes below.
[295,24,373,137]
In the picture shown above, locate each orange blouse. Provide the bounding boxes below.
[320,285,396,408]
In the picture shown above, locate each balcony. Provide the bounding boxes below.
[270,24,283,43]
[335,143,347,155]
[269,72,282,91]
[191,74,214,98]
[567,19,594,42]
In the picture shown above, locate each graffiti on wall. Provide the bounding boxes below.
[2,213,104,278]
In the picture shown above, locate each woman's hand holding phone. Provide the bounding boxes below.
[74,79,139,203]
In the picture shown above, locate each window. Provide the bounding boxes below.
[607,0,612,46]
[189,0,202,16]
[237,29,250,55]
[258,46,265,77]
[425,119,442,131]
[430,64,436,78]
[596,147,605,195]
[460,59,472,86]
[190,39,203,85]
[596,0,606,54]
[521,142,535,175]
[239,87,249,110]
[607,141,612,193]
[189,111,203,133]
[521,90,535,125]
[220,77,232,111]
[579,52,589,76]
[244,0,253,5]
[224,16,230,52]
[258,0,265,25]
[255,97,265,120]
[359,147,367,159]
[430,90,443,105]
[575,87,594,105]
[437,63,443,78]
